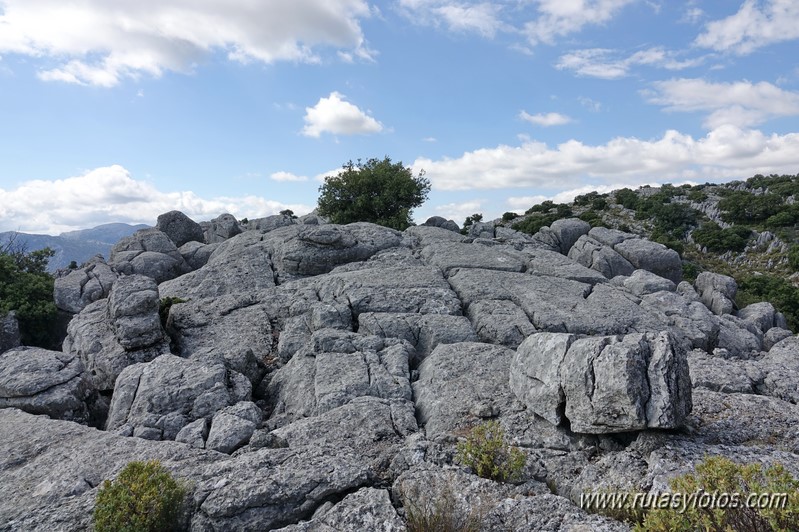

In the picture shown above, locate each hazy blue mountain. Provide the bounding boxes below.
[0,223,149,272]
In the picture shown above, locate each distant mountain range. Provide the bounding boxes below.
[0,223,149,272]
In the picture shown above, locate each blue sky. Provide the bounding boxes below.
[1,0,798,234]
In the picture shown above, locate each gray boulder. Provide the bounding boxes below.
[267,330,413,420]
[175,418,209,449]
[414,342,517,439]
[156,210,204,247]
[468,221,495,239]
[466,299,536,348]
[523,248,608,284]
[105,354,251,440]
[639,290,719,350]
[202,213,242,243]
[549,218,591,254]
[177,240,218,271]
[613,238,682,283]
[623,269,676,296]
[166,293,274,386]
[264,397,416,454]
[108,274,164,350]
[568,235,635,279]
[62,298,170,392]
[0,347,91,422]
[310,265,462,316]
[247,213,297,233]
[688,349,761,394]
[715,314,763,358]
[160,232,276,300]
[404,225,469,247]
[265,223,404,280]
[510,331,692,433]
[358,312,477,362]
[737,302,778,333]
[274,487,406,532]
[53,257,118,314]
[422,215,460,233]
[695,271,737,315]
[757,337,799,404]
[0,312,20,354]
[206,401,263,453]
[588,227,636,247]
[764,327,793,350]
[420,241,526,276]
[109,228,191,283]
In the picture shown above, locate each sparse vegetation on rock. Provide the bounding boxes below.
[93,459,186,532]
[455,420,525,483]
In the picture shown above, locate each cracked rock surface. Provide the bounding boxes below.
[2,214,799,531]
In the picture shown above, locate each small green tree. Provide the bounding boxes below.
[94,460,186,532]
[0,238,57,347]
[317,157,430,230]
[456,420,525,483]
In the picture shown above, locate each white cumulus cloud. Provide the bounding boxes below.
[695,0,799,55]
[413,126,799,191]
[645,78,799,128]
[557,47,705,79]
[520,111,573,126]
[524,0,635,46]
[0,165,312,234]
[0,0,373,86]
[399,1,505,38]
[270,171,308,182]
[302,92,384,138]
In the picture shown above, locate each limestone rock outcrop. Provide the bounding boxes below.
[510,331,692,433]
[4,210,797,531]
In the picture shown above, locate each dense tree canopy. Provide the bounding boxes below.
[317,157,430,230]
[0,239,57,347]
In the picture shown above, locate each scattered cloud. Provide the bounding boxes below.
[423,136,438,142]
[520,111,573,126]
[680,7,704,24]
[301,92,383,138]
[0,165,312,234]
[523,0,635,46]
[270,171,308,182]
[413,125,799,191]
[557,47,705,79]
[578,96,603,112]
[695,0,799,55]
[645,78,799,128]
[398,1,505,38]
[0,0,373,86]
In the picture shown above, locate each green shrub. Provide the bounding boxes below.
[637,456,799,532]
[737,274,799,331]
[719,191,783,223]
[455,420,525,483]
[789,245,799,272]
[404,486,482,532]
[692,223,751,253]
[765,209,798,229]
[279,209,297,219]
[615,188,640,210]
[461,213,484,234]
[94,460,186,532]
[687,189,708,202]
[501,211,519,222]
[0,243,57,347]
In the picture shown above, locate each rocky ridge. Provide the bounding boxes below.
[1,211,798,531]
